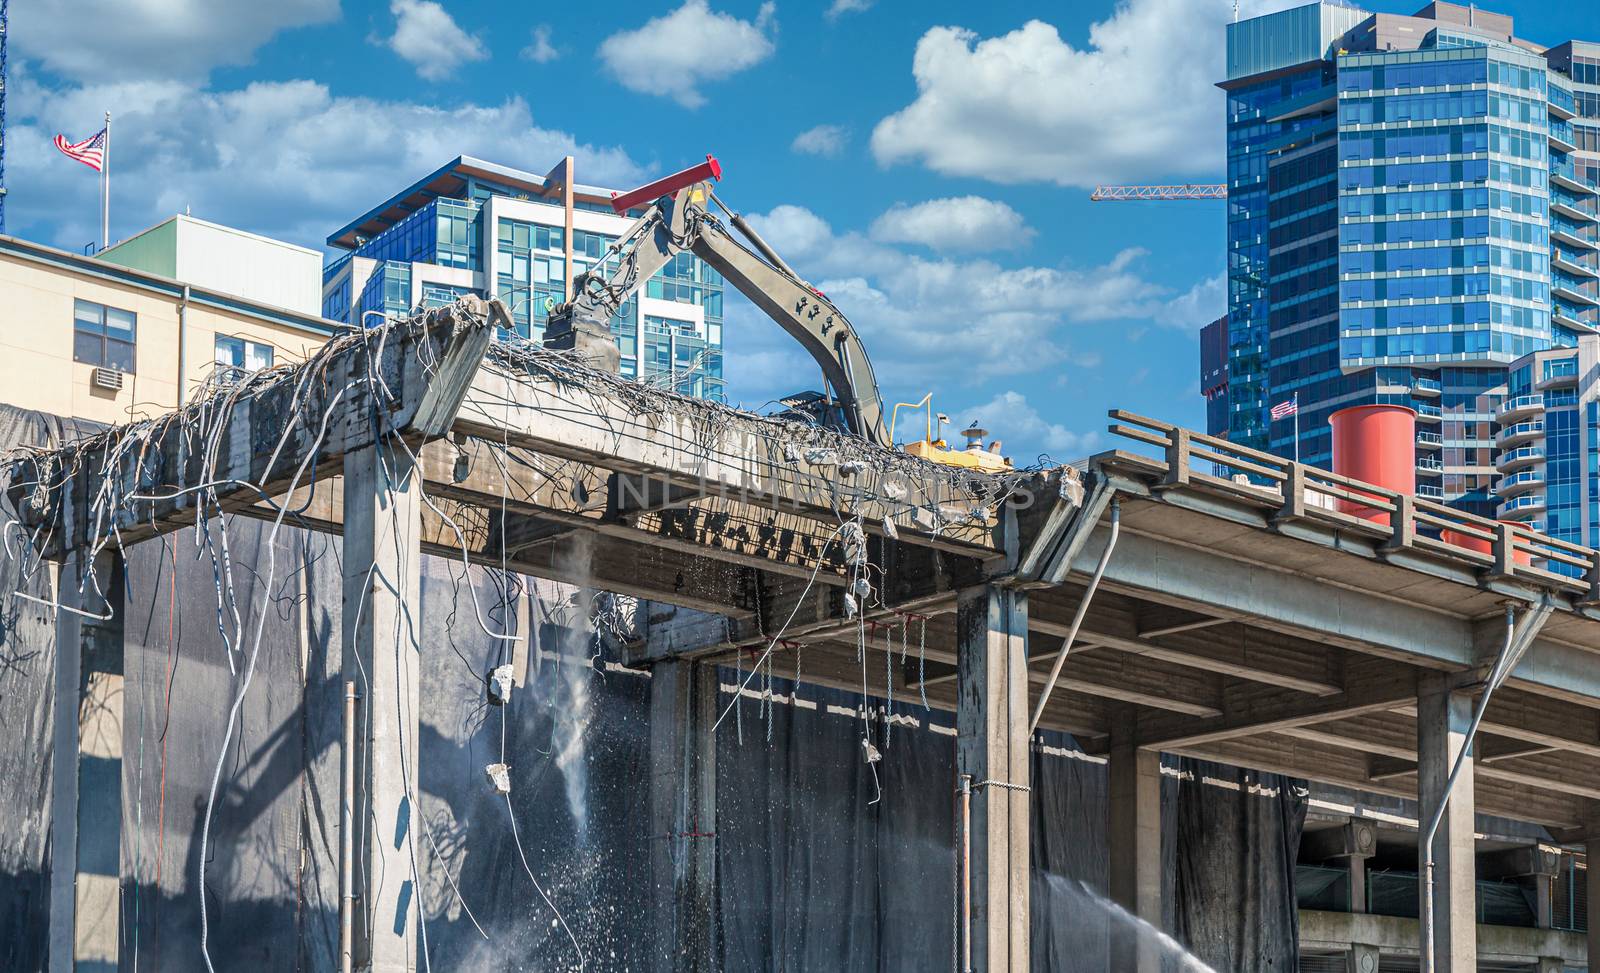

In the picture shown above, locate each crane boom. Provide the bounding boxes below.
[547,165,892,448]
[1090,184,1226,201]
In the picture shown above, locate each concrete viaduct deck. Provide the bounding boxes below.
[11,297,1600,972]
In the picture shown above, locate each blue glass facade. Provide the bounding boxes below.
[1218,3,1600,514]
[322,157,727,403]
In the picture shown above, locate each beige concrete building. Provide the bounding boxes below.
[0,232,341,426]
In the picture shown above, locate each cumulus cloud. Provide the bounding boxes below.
[791,124,848,158]
[826,0,872,19]
[383,0,488,80]
[8,76,644,250]
[1160,273,1226,330]
[520,24,559,63]
[963,391,1100,461]
[741,204,1178,388]
[599,0,777,108]
[869,196,1033,253]
[11,0,338,81]
[871,0,1302,187]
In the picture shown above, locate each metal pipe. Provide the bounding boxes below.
[1029,498,1121,733]
[1419,600,1551,971]
[339,681,358,973]
[959,774,973,973]
[709,190,800,280]
[177,284,189,410]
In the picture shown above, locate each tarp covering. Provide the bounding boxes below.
[0,405,103,973]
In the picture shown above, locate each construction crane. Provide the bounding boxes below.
[1089,184,1226,201]
[546,156,1013,473]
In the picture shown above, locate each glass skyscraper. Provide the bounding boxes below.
[322,156,726,402]
[1216,2,1599,515]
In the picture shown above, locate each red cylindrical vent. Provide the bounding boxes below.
[1440,522,1534,565]
[1329,404,1417,523]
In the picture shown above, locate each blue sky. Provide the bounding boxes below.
[6,0,1592,461]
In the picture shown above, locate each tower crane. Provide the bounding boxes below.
[1089,184,1226,201]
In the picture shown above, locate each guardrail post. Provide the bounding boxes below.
[1273,463,1306,524]
[1584,556,1600,606]
[1384,494,1416,551]
[1161,429,1191,489]
[1491,522,1517,579]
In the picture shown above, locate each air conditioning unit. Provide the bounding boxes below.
[92,367,124,391]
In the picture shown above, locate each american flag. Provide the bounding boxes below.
[1269,398,1298,421]
[54,129,107,172]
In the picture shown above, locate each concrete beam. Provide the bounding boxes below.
[956,585,1030,972]
[49,553,124,973]
[342,443,423,972]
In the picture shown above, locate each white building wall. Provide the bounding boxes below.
[173,216,323,315]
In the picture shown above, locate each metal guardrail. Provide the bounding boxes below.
[1107,410,1599,597]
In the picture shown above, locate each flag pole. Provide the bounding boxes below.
[1293,391,1301,465]
[101,112,111,251]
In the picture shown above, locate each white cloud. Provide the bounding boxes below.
[11,0,338,81]
[791,124,848,158]
[869,196,1034,253]
[1160,273,1226,331]
[826,0,872,19]
[963,391,1100,461]
[871,0,1302,187]
[742,204,1174,389]
[520,24,559,63]
[598,0,777,108]
[384,0,488,80]
[8,77,644,251]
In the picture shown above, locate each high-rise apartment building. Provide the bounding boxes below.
[1216,2,1599,514]
[322,156,726,401]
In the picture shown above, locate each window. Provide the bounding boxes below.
[73,299,136,372]
[214,334,274,374]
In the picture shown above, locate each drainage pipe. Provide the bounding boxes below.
[339,681,358,973]
[1029,498,1121,734]
[1420,599,1551,971]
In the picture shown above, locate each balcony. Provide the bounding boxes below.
[1414,402,1442,423]
[1417,483,1445,500]
[1554,283,1600,308]
[1416,456,1444,473]
[1496,420,1544,448]
[1537,366,1578,391]
[1495,468,1546,497]
[1552,164,1599,197]
[1496,394,1545,422]
[1554,253,1600,279]
[1553,224,1600,251]
[1550,83,1577,119]
[1495,445,1545,471]
[1550,119,1579,154]
[1553,200,1599,224]
[1411,376,1442,397]
[1498,493,1546,519]
[1416,430,1443,449]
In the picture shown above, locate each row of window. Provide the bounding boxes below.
[1342,299,1549,332]
[1340,91,1489,126]
[1338,60,1487,93]
[1343,215,1549,248]
[1340,274,1547,304]
[497,217,564,255]
[1339,328,1545,362]
[1341,158,1487,190]
[1577,91,1600,120]
[1339,244,1549,275]
[1338,127,1487,162]
[1338,186,1544,219]
[74,297,279,379]
[1569,57,1600,87]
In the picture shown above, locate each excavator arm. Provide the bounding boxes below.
[547,160,892,449]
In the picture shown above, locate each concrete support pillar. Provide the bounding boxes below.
[955,584,1030,972]
[648,659,718,972]
[1534,956,1564,973]
[1417,680,1477,973]
[1108,719,1162,973]
[343,443,423,973]
[1347,942,1380,973]
[49,552,124,973]
[1306,820,1378,913]
[1585,807,1600,973]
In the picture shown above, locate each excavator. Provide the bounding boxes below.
[544,155,1012,474]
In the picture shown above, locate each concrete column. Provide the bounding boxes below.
[1534,956,1564,973]
[955,584,1030,972]
[648,659,718,972]
[1108,720,1162,973]
[49,552,124,973]
[1585,808,1600,973]
[1306,820,1378,913]
[1417,681,1477,973]
[343,444,423,973]
[1347,942,1380,973]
